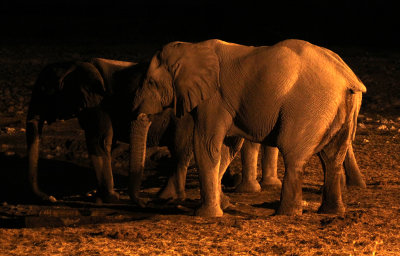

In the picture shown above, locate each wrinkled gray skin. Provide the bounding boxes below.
[131,39,366,217]
[234,141,366,193]
[26,58,195,204]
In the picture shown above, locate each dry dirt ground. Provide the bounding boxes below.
[0,42,399,255]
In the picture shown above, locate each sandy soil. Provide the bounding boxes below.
[0,42,399,255]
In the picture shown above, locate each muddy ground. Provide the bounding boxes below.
[0,42,400,255]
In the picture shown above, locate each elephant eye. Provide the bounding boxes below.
[149,78,157,88]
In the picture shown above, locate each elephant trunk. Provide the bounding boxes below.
[129,113,152,205]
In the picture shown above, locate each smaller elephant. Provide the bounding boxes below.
[231,141,366,193]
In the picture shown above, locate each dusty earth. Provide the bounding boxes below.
[0,42,400,255]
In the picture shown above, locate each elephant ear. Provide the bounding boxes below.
[168,43,220,117]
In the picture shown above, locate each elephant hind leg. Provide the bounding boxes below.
[276,157,307,216]
[317,128,352,215]
[276,138,316,215]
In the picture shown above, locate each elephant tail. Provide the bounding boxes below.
[348,78,367,94]
[350,91,363,141]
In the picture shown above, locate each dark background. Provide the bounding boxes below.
[1,0,398,48]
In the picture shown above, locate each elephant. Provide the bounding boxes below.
[26,57,196,204]
[130,39,366,217]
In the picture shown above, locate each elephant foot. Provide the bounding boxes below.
[260,177,282,190]
[130,196,147,208]
[195,204,223,217]
[234,180,261,193]
[33,190,57,203]
[158,187,177,200]
[317,202,345,215]
[220,193,231,210]
[97,191,120,204]
[276,201,303,216]
[158,186,186,201]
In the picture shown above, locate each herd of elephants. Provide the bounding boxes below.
[25,39,367,217]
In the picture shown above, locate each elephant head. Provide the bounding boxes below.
[26,61,106,201]
[128,41,222,201]
[132,41,220,117]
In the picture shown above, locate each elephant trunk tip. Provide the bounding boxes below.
[132,113,152,129]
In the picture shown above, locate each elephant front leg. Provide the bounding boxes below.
[260,146,282,189]
[82,114,119,204]
[193,105,233,217]
[90,154,119,203]
[158,159,190,201]
[235,140,261,193]
[194,130,223,217]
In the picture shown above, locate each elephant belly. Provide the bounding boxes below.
[228,108,280,145]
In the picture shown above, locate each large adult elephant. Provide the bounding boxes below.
[130,39,366,217]
[26,58,196,204]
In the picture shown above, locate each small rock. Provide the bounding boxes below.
[20,128,26,133]
[390,126,397,131]
[363,139,370,143]
[46,154,54,159]
[366,117,373,122]
[358,123,366,129]
[5,151,15,156]
[1,144,9,151]
[381,119,389,124]
[7,106,14,113]
[5,127,16,134]
[377,125,388,131]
